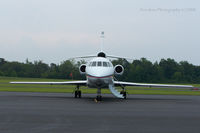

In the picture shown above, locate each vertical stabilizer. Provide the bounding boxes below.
[100,31,104,52]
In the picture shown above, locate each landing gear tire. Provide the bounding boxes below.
[78,90,81,98]
[75,91,78,98]
[120,91,127,99]
[75,90,81,98]
[96,96,102,101]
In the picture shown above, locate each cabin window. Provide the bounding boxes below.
[103,62,108,67]
[97,61,102,66]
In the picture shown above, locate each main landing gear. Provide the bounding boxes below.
[120,87,127,99]
[74,85,81,98]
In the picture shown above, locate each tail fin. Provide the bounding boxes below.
[100,31,104,52]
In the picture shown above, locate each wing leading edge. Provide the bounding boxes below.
[114,81,193,89]
[10,80,87,86]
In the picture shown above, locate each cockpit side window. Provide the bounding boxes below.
[107,62,111,67]
[92,62,96,66]
[103,62,108,67]
[89,62,92,66]
[97,61,102,66]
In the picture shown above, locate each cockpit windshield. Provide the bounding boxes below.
[97,61,102,66]
[89,61,112,67]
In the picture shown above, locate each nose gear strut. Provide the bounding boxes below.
[96,88,102,101]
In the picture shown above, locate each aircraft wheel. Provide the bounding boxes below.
[78,90,82,98]
[74,91,78,98]
[96,96,102,101]
[123,91,127,99]
[120,91,127,99]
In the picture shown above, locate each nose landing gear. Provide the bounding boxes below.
[96,88,102,101]
[96,95,102,101]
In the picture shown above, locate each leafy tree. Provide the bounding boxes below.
[0,70,4,76]
[159,58,178,82]
[172,72,182,82]
[0,58,200,84]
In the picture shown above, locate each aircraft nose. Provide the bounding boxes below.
[87,68,111,78]
[91,72,104,77]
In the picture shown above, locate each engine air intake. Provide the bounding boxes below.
[97,52,106,58]
[114,65,124,75]
[79,64,86,74]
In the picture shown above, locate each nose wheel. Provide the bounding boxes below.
[96,88,102,101]
[96,96,102,101]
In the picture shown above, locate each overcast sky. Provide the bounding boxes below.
[0,0,199,65]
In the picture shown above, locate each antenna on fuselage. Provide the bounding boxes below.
[100,31,104,52]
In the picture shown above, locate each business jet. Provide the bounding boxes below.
[10,32,195,101]
[10,51,195,101]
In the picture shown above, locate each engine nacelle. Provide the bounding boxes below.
[114,65,124,75]
[79,64,86,75]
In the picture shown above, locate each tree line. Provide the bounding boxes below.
[0,58,200,84]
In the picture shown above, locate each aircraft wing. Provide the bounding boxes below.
[10,80,87,86]
[114,81,194,88]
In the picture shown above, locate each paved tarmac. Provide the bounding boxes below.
[0,92,200,133]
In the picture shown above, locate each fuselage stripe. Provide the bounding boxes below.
[87,74,113,79]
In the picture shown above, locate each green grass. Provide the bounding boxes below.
[0,76,200,95]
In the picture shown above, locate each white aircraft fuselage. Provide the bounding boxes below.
[86,57,114,88]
